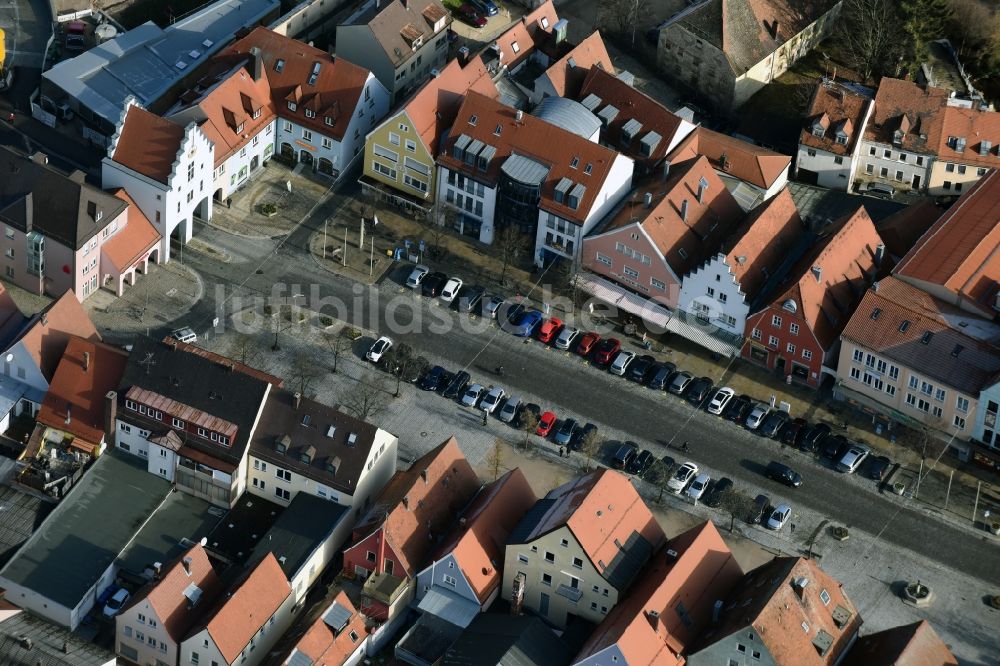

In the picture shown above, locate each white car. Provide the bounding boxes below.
[766,504,792,530]
[667,462,699,493]
[480,386,506,414]
[461,383,485,407]
[836,444,870,474]
[707,387,735,415]
[498,395,522,423]
[554,326,580,350]
[440,277,464,303]
[609,350,636,376]
[171,327,197,344]
[103,588,130,618]
[745,403,770,430]
[406,264,429,288]
[366,336,393,363]
[686,473,711,501]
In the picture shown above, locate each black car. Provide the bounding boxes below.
[686,377,714,405]
[611,442,638,470]
[780,418,808,447]
[421,272,449,297]
[725,394,753,422]
[659,454,676,472]
[455,284,485,312]
[704,477,734,507]
[802,422,831,452]
[516,402,542,429]
[747,494,770,524]
[627,355,657,383]
[569,422,598,451]
[628,449,656,476]
[442,370,471,399]
[866,455,892,481]
[821,434,849,460]
[418,365,450,391]
[647,362,677,390]
[765,461,803,487]
[759,411,791,438]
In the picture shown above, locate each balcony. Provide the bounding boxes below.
[556,584,583,603]
[362,571,407,607]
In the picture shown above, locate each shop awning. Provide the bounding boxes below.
[575,272,670,328]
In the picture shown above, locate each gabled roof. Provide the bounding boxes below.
[441,614,572,666]
[895,169,1000,314]
[127,543,221,642]
[37,336,128,445]
[279,591,366,666]
[430,468,537,604]
[842,620,958,666]
[695,557,861,665]
[198,553,291,664]
[541,31,612,99]
[577,67,693,167]
[111,105,187,184]
[863,78,950,153]
[507,468,665,591]
[350,437,480,577]
[344,0,451,67]
[0,147,129,251]
[167,337,284,387]
[722,187,806,301]
[575,521,743,666]
[874,200,942,263]
[102,189,162,272]
[491,0,559,71]
[935,105,1000,168]
[799,81,871,156]
[841,276,1000,394]
[16,290,100,381]
[595,156,744,278]
[438,92,626,225]
[668,126,790,190]
[759,206,883,349]
[249,492,349,580]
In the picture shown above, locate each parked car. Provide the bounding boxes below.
[836,444,871,473]
[863,182,895,199]
[627,355,657,382]
[443,370,471,399]
[569,422,597,451]
[419,365,451,391]
[766,504,792,530]
[612,441,638,470]
[499,395,522,423]
[421,272,448,297]
[592,338,622,366]
[686,473,711,501]
[667,371,694,395]
[441,277,464,303]
[517,402,542,428]
[536,317,564,344]
[103,588,130,618]
[725,394,753,422]
[504,308,544,337]
[554,326,579,350]
[470,0,498,15]
[686,377,714,405]
[765,461,803,487]
[801,422,830,453]
[821,434,849,460]
[366,336,393,363]
[648,362,677,390]
[609,350,636,375]
[668,462,699,493]
[745,403,770,430]
[405,264,429,288]
[455,3,487,27]
[704,477,733,507]
[747,494,770,524]
[536,411,557,437]
[707,387,735,415]
[659,454,676,472]
[480,386,505,414]
[628,449,655,476]
[171,327,197,344]
[759,410,790,438]
[866,455,892,481]
[483,295,504,319]
[780,418,808,447]
[461,383,485,407]
[554,418,577,446]
[455,284,485,312]
[576,332,601,357]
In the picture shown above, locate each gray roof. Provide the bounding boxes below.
[397,613,464,664]
[506,498,556,545]
[249,492,348,580]
[0,147,128,251]
[42,0,279,126]
[116,491,220,575]
[0,485,52,568]
[441,614,572,666]
[787,182,906,231]
[501,153,550,186]
[0,611,115,666]
[534,96,601,139]
[341,0,451,67]
[601,530,654,590]
[0,450,171,609]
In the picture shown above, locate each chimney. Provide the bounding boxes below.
[712,599,723,623]
[293,392,302,409]
[515,109,524,122]
[104,391,118,446]
[643,192,653,208]
[82,351,91,372]
[250,47,263,81]
[792,576,810,598]
[662,160,671,180]
[40,312,48,326]
[459,516,467,528]
[458,45,470,65]
[153,561,163,577]
[697,180,707,203]
[646,609,660,629]
[402,495,409,509]
[183,556,193,575]
[65,403,72,426]
[31,152,48,166]
[811,265,822,283]
[680,199,689,222]
[875,243,885,266]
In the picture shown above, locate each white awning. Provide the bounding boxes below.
[417,587,480,628]
[666,315,744,358]
[575,272,671,328]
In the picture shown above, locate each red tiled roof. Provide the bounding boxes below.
[761,206,883,349]
[575,521,743,666]
[112,105,187,184]
[895,169,1000,315]
[128,544,221,642]
[863,78,950,153]
[668,126,790,190]
[542,31,612,99]
[430,468,536,604]
[843,620,958,666]
[493,0,559,70]
[874,200,942,262]
[799,82,870,156]
[935,105,1000,168]
[166,337,285,387]
[103,189,161,272]
[283,591,366,665]
[351,437,480,577]
[438,92,624,224]
[37,336,127,445]
[18,290,100,381]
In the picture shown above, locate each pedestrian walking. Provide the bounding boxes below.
[482,410,488,426]
[559,446,565,458]
[790,523,796,534]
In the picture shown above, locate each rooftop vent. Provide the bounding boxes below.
[308,62,321,86]
[348,433,358,446]
[175,61,188,70]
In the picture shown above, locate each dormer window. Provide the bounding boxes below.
[305,109,316,119]
[236,122,245,134]
[275,59,285,72]
[468,114,477,126]
[835,134,848,145]
[252,108,260,120]
[812,126,824,138]
[511,41,520,54]
[325,116,334,126]
[288,101,297,112]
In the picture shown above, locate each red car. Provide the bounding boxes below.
[592,338,622,365]
[456,3,487,27]
[576,331,601,357]
[536,411,557,437]
[536,317,563,344]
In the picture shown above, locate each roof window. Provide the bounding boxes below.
[275,59,285,73]
[921,331,933,344]
[898,320,910,332]
[468,114,477,126]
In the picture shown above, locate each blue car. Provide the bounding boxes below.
[471,0,498,16]
[504,308,543,337]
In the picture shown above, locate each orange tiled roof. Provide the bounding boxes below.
[351,437,480,577]
[934,105,1000,168]
[799,82,870,156]
[542,31,612,99]
[103,189,162,273]
[863,77,950,153]
[128,544,221,642]
[430,468,536,603]
[575,521,743,666]
[112,106,187,184]
[283,591,366,665]
[668,126,790,190]
[18,290,100,381]
[760,206,883,349]
[37,336,127,445]
[895,169,1000,314]
[493,0,559,70]
[842,620,957,666]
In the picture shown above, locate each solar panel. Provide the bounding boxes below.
[321,601,352,631]
[287,648,314,666]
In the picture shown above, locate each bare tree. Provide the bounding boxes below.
[838,0,904,82]
[485,438,507,482]
[519,411,539,451]
[341,374,392,422]
[598,0,641,36]
[578,429,602,472]
[323,329,352,374]
[289,350,323,396]
[496,226,529,287]
[717,487,757,533]
[384,343,419,396]
[644,460,673,504]
[229,332,264,368]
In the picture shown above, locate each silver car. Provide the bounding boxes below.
[461,384,485,407]
[836,444,870,473]
[554,326,580,350]
[766,504,792,530]
[480,386,506,414]
[667,462,698,493]
[405,264,429,288]
[498,395,522,423]
[745,403,770,430]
